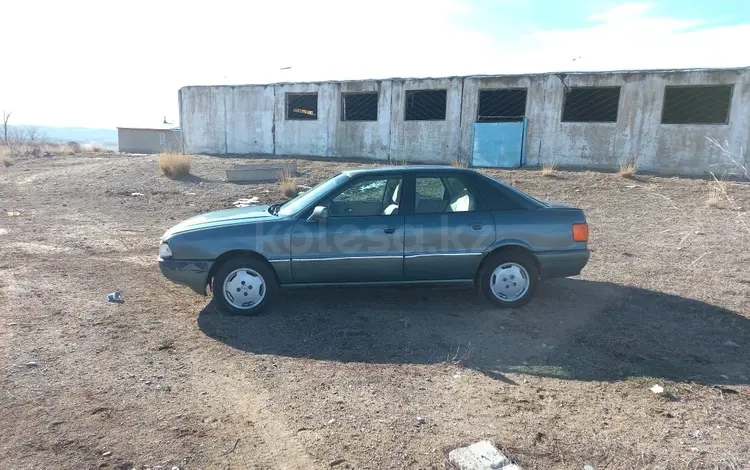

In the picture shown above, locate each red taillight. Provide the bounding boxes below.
[573,223,589,242]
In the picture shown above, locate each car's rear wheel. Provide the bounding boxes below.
[478,250,539,308]
[212,256,277,315]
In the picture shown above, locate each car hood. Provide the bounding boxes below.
[163,205,275,238]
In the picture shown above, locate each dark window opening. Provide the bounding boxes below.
[662,85,732,124]
[405,90,447,121]
[286,93,318,120]
[562,87,620,123]
[477,89,527,122]
[342,93,378,121]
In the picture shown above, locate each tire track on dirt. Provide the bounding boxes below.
[193,361,324,470]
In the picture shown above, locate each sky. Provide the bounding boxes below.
[0,0,748,129]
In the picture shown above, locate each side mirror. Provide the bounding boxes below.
[307,205,328,223]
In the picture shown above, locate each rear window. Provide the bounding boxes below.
[479,174,546,209]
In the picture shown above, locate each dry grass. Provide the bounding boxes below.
[706,138,749,234]
[81,142,106,153]
[541,163,556,177]
[158,152,191,178]
[619,161,637,178]
[42,143,78,155]
[450,159,468,168]
[706,184,722,208]
[617,153,639,178]
[1,146,13,166]
[279,166,298,198]
[392,154,409,166]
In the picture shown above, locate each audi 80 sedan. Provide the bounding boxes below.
[158,166,590,315]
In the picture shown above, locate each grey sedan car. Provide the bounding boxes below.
[158,166,590,315]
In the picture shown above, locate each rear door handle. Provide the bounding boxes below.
[470,223,483,230]
[383,227,396,234]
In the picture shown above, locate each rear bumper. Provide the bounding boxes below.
[536,249,590,280]
[158,258,212,295]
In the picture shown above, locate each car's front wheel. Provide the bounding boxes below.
[212,256,277,315]
[478,250,539,308]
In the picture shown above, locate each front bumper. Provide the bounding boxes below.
[536,249,590,280]
[158,258,213,295]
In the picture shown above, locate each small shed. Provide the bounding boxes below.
[117,121,182,154]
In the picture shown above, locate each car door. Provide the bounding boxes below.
[403,173,496,281]
[290,175,405,284]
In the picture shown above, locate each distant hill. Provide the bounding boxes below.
[9,125,118,149]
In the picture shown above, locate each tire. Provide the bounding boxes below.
[212,256,278,315]
[478,250,539,308]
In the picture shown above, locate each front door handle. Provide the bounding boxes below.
[470,223,483,230]
[383,227,396,234]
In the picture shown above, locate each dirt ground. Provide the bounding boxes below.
[1,153,749,470]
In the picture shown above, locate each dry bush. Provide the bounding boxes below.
[68,141,82,153]
[42,143,76,155]
[706,138,749,234]
[706,184,722,208]
[619,154,638,178]
[2,150,14,167]
[158,153,191,178]
[392,154,409,166]
[541,163,556,177]
[450,159,468,168]
[279,166,298,198]
[82,142,106,153]
[2,145,14,166]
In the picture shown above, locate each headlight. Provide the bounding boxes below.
[159,242,173,258]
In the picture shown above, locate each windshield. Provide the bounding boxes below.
[277,173,350,217]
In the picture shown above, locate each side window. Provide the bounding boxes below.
[328,178,401,217]
[415,176,477,213]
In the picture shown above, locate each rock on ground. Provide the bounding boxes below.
[448,440,521,470]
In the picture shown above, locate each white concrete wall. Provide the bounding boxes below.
[389,77,463,163]
[523,69,750,174]
[632,69,750,175]
[225,85,275,154]
[332,80,392,161]
[179,86,226,154]
[273,82,336,157]
[528,72,635,169]
[179,68,750,176]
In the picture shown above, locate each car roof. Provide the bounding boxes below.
[341,165,475,177]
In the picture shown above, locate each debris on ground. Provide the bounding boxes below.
[415,416,426,426]
[25,361,38,368]
[448,440,521,470]
[107,291,124,303]
[7,211,21,216]
[232,197,259,208]
[130,192,144,197]
[650,384,665,394]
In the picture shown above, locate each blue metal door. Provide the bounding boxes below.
[470,120,526,168]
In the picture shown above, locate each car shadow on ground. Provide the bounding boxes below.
[197,279,750,386]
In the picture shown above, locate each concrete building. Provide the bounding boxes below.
[117,123,182,154]
[179,67,750,175]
